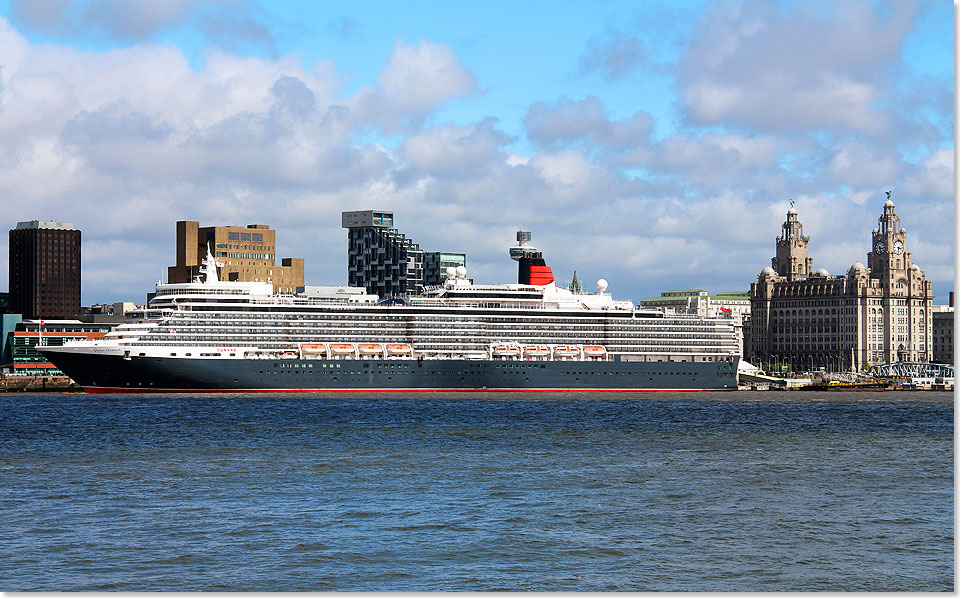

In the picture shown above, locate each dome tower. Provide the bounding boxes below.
[771,205,814,281]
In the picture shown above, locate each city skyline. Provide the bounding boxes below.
[0,0,952,305]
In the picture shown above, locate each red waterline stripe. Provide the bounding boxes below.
[84,386,734,394]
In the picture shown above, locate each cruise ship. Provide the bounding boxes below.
[40,234,740,393]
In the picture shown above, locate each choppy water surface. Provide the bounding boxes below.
[0,391,952,591]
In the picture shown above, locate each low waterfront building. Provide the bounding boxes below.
[749,198,933,372]
[1,313,22,367]
[9,320,116,375]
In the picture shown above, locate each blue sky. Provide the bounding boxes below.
[0,0,953,304]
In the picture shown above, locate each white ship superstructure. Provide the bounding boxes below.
[69,249,737,363]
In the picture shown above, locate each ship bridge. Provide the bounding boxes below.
[866,362,954,379]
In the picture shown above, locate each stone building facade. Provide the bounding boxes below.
[749,199,933,371]
[931,305,954,365]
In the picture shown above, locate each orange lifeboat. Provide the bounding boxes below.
[491,344,520,357]
[582,345,607,358]
[329,343,356,356]
[358,344,384,356]
[523,345,550,357]
[300,343,327,354]
[552,345,581,359]
[386,344,413,356]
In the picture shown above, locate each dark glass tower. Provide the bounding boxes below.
[9,220,81,319]
[342,210,424,298]
[423,252,467,287]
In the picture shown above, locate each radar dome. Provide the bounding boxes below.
[597,279,608,292]
[456,265,467,279]
[446,266,457,279]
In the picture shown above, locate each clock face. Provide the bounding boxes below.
[893,240,904,254]
[875,240,886,254]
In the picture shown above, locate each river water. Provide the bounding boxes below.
[0,391,952,591]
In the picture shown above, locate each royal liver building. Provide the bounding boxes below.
[749,198,933,371]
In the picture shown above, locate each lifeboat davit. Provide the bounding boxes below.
[582,345,607,358]
[491,344,520,357]
[386,344,413,356]
[329,343,356,355]
[552,345,581,359]
[523,345,550,357]
[358,344,384,356]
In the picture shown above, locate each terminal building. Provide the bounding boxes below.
[167,221,304,294]
[749,199,934,371]
[8,220,81,319]
[6,319,114,375]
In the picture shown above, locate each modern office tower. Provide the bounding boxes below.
[342,210,425,298]
[167,221,304,294]
[749,198,934,371]
[8,220,81,319]
[423,252,467,287]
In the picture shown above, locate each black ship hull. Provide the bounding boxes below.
[42,350,739,393]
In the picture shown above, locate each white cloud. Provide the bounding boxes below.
[400,119,509,179]
[677,0,920,137]
[523,96,652,148]
[901,148,954,201]
[349,40,477,133]
[825,142,902,189]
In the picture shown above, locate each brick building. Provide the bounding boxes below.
[167,221,304,294]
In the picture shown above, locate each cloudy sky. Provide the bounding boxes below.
[0,0,953,304]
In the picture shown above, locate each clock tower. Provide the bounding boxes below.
[868,198,907,277]
[864,197,932,363]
